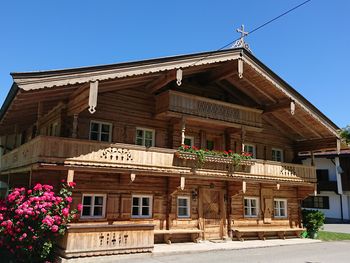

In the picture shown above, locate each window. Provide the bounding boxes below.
[302,196,330,209]
[206,140,214,151]
[81,194,106,218]
[136,128,155,147]
[89,121,112,142]
[244,197,259,217]
[316,169,329,182]
[184,136,194,147]
[244,144,256,158]
[132,195,152,218]
[272,148,283,162]
[177,196,190,218]
[274,199,287,218]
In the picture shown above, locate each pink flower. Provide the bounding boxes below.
[68,182,76,188]
[65,197,72,203]
[33,184,42,191]
[77,204,83,212]
[62,208,69,217]
[51,225,59,232]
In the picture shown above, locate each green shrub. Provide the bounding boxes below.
[302,209,325,238]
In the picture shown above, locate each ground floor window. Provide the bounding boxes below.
[302,196,330,209]
[244,197,259,217]
[274,198,287,218]
[132,195,152,218]
[81,194,106,218]
[177,196,190,218]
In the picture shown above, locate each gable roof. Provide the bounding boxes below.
[0,48,340,141]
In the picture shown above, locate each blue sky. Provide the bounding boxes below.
[0,1,349,128]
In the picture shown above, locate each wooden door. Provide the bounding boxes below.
[200,189,224,240]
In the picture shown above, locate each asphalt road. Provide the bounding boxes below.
[111,241,350,263]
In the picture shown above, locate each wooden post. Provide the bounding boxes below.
[226,181,232,238]
[72,114,79,138]
[36,102,44,136]
[335,139,343,195]
[241,126,246,153]
[311,151,315,166]
[166,177,170,230]
[181,117,186,145]
[67,170,74,183]
[200,130,206,149]
[198,188,204,240]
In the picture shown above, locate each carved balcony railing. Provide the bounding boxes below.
[156,90,263,129]
[0,136,315,183]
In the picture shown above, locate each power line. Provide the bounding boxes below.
[190,0,312,67]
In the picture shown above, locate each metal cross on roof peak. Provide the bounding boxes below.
[237,24,248,39]
[232,24,252,52]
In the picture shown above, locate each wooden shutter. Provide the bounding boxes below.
[106,193,120,220]
[120,194,132,219]
[261,188,273,224]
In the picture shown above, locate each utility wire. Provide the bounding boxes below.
[190,0,312,67]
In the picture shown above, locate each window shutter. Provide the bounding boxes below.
[120,194,132,219]
[106,194,120,220]
[153,195,164,219]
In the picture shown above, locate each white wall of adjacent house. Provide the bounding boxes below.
[302,158,337,181]
[302,157,350,221]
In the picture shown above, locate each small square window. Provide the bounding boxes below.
[89,121,112,142]
[272,148,283,162]
[244,197,259,217]
[177,196,190,218]
[184,136,194,147]
[206,140,214,151]
[244,144,256,158]
[131,195,152,218]
[274,199,287,218]
[136,128,155,147]
[81,194,106,218]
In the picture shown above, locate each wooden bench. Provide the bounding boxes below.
[154,229,203,244]
[232,227,304,241]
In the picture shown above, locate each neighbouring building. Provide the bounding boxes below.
[0,46,343,258]
[301,150,350,222]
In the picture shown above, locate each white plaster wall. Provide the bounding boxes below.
[302,158,337,181]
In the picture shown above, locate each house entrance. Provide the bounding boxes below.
[200,188,225,240]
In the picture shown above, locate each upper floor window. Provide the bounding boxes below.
[274,198,287,218]
[90,121,112,142]
[316,169,329,182]
[184,136,194,147]
[136,128,155,147]
[81,194,106,218]
[206,140,214,151]
[177,196,190,218]
[244,144,256,158]
[272,148,283,162]
[131,195,152,218]
[244,197,259,217]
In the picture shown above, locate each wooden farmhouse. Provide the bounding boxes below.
[0,47,342,258]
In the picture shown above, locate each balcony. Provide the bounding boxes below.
[156,90,263,130]
[0,136,316,183]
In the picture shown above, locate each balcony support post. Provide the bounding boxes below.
[72,114,79,139]
[67,169,74,183]
[181,117,186,145]
[241,126,246,153]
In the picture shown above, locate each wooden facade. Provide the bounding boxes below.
[0,48,342,258]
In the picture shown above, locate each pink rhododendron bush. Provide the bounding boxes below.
[0,181,80,262]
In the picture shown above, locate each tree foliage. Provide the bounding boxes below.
[340,125,350,145]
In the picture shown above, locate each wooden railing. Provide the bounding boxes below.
[0,136,315,183]
[156,90,262,128]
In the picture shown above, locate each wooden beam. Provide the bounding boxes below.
[242,76,277,103]
[271,112,309,139]
[262,114,299,141]
[146,70,176,94]
[203,62,236,83]
[263,99,290,114]
[285,110,323,139]
[294,137,337,152]
[225,75,263,106]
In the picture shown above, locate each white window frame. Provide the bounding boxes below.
[89,120,112,142]
[131,195,153,218]
[274,198,288,218]
[272,148,284,162]
[177,196,191,218]
[135,127,155,147]
[81,194,106,218]
[244,197,259,218]
[244,144,256,159]
[184,136,194,147]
